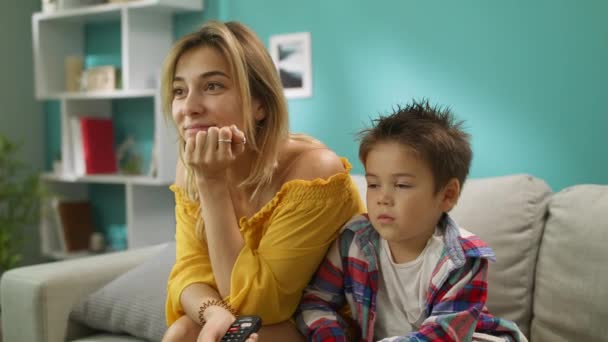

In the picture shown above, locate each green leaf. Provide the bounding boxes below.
[0,132,46,271]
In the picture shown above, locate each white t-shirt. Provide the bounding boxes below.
[374,235,444,340]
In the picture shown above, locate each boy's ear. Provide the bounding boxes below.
[440,178,461,212]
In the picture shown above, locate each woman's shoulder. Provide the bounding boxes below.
[262,137,363,206]
[280,136,345,183]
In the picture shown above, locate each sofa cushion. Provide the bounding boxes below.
[531,185,608,341]
[70,242,175,342]
[450,174,551,337]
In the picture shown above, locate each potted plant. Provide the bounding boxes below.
[0,133,45,274]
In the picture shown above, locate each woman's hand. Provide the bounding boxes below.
[196,306,236,342]
[246,333,259,342]
[185,125,247,181]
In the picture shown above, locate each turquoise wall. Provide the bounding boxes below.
[35,0,608,260]
[44,0,608,195]
[174,0,608,191]
[0,0,597,304]
[85,21,122,69]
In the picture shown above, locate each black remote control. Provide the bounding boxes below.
[220,315,262,342]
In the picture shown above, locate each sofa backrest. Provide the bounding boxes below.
[351,173,552,337]
[448,174,552,337]
[531,184,608,341]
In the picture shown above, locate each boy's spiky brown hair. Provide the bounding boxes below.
[358,99,472,192]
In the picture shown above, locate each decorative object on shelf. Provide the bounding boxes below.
[82,65,120,92]
[89,232,106,253]
[0,134,46,274]
[269,32,313,99]
[53,152,62,175]
[148,142,158,177]
[58,0,106,10]
[42,0,58,12]
[65,55,84,92]
[116,136,143,175]
[108,224,127,251]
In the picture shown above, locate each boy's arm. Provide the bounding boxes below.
[379,257,524,342]
[296,237,349,342]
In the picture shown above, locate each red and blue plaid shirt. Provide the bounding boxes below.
[296,214,527,342]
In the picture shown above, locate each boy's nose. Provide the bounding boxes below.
[377,193,393,206]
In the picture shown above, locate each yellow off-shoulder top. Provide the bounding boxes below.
[165,158,364,326]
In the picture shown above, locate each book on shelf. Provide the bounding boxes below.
[71,116,118,175]
[40,198,65,255]
[42,197,95,254]
[70,116,86,176]
[81,117,118,174]
[56,200,95,251]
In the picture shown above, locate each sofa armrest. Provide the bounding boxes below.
[1,244,166,342]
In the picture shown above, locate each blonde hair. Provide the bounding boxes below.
[161,21,290,209]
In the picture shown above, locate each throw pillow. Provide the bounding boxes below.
[71,242,175,341]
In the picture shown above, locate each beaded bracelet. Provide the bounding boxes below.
[198,298,237,326]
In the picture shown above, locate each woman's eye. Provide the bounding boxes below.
[172,87,184,96]
[206,82,223,91]
[367,183,379,189]
[396,184,412,189]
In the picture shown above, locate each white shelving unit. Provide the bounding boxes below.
[32,0,203,259]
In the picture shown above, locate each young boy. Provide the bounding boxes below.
[296,100,527,342]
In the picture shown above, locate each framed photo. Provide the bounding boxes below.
[269,32,312,99]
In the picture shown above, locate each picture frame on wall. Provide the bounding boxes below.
[269,32,312,99]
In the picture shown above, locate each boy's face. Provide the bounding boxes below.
[365,141,454,251]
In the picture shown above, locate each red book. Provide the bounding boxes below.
[80,117,118,174]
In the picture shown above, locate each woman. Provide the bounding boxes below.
[161,21,364,342]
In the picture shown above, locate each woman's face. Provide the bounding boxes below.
[171,46,259,140]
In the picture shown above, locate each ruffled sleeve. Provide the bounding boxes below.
[165,186,217,326]
[225,161,365,324]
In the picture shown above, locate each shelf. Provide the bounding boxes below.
[34,0,203,23]
[41,172,171,185]
[44,249,97,260]
[34,3,122,23]
[34,0,189,260]
[40,89,157,100]
[44,249,124,260]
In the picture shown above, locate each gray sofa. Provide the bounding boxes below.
[2,174,607,341]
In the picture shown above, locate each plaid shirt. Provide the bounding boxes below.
[296,214,527,342]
